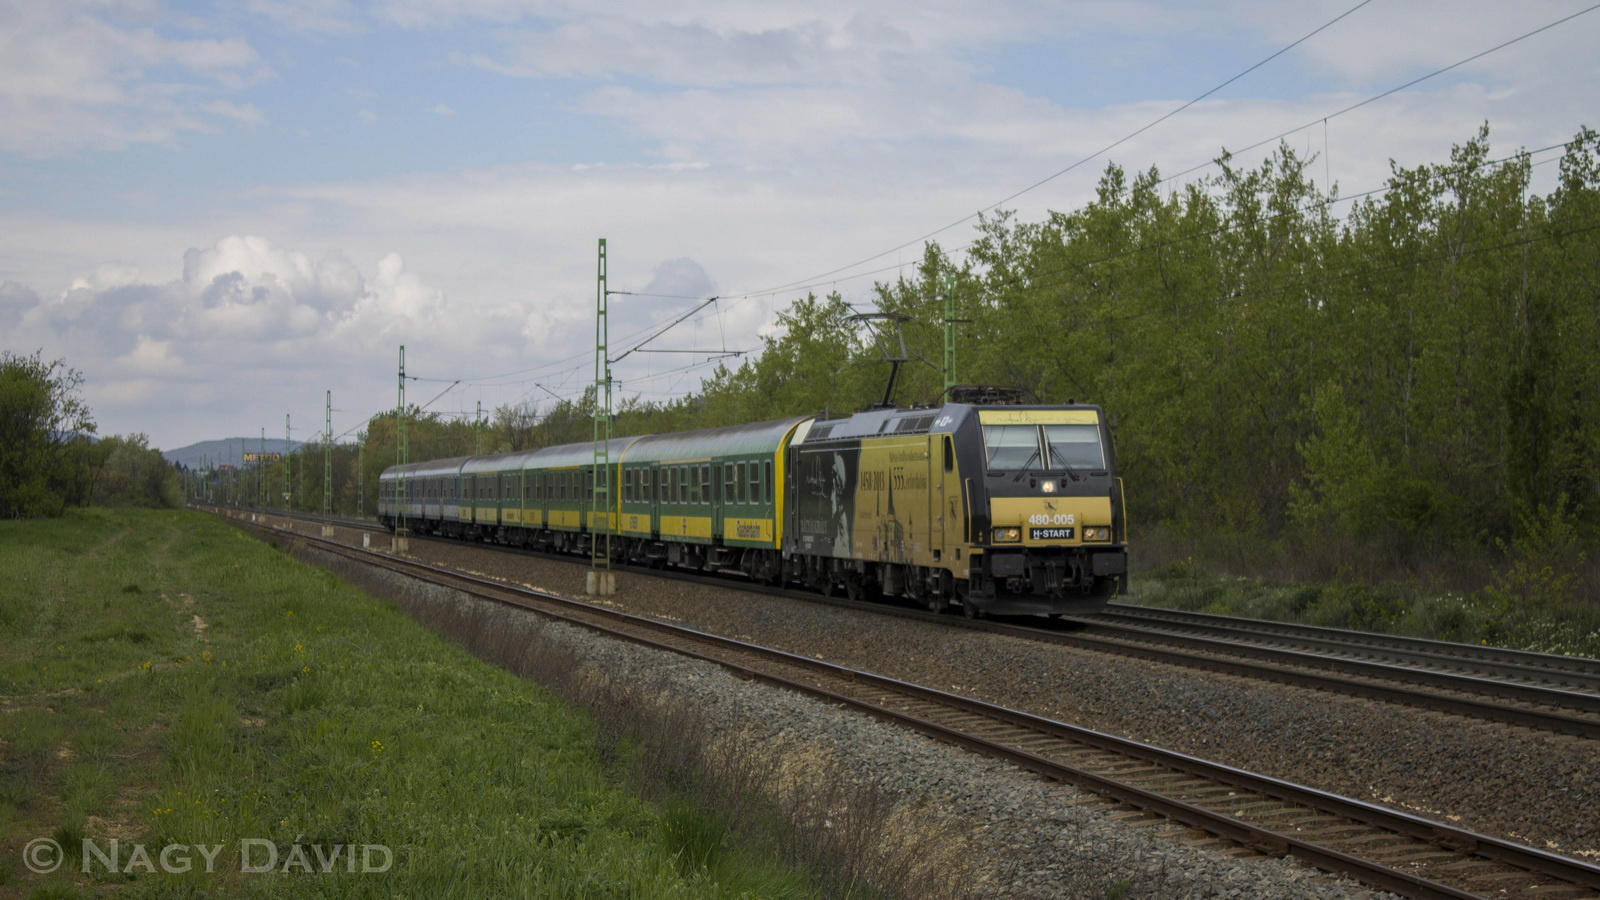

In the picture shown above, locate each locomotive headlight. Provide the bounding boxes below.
[1040,481,1056,493]
[1083,527,1110,541]
[993,526,1022,543]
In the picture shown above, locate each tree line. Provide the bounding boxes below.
[687,125,1600,563]
[0,351,183,517]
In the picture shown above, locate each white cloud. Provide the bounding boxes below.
[246,0,364,34]
[430,103,456,115]
[3,236,495,444]
[114,335,188,376]
[0,0,270,155]
[204,100,266,125]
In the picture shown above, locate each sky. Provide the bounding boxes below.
[1,0,1597,452]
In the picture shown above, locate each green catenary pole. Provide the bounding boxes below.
[397,345,408,543]
[591,238,612,578]
[324,391,333,523]
[475,400,483,455]
[943,274,956,397]
[284,414,291,511]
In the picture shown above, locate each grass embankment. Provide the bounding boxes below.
[1131,528,1600,658]
[0,508,824,898]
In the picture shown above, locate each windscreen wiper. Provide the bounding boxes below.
[1011,449,1040,482]
[1048,445,1081,482]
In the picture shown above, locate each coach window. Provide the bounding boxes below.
[733,462,745,504]
[677,466,688,504]
[764,461,773,505]
[700,465,711,504]
[748,462,760,505]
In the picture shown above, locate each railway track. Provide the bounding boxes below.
[217,505,1600,742]
[1094,602,1600,691]
[218,509,1600,899]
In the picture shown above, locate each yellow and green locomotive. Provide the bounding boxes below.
[379,395,1125,616]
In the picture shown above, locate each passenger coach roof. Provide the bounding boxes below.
[380,456,471,479]
[460,449,533,475]
[458,435,649,473]
[622,416,811,463]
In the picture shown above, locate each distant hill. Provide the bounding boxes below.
[163,438,302,470]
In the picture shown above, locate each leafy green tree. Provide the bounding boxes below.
[0,351,96,518]
[89,433,182,507]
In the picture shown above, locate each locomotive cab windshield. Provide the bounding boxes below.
[982,421,1106,474]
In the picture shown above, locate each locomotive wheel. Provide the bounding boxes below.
[958,586,983,619]
[925,593,944,613]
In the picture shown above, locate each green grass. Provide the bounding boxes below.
[0,508,824,898]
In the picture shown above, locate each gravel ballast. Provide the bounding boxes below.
[276,517,1600,894]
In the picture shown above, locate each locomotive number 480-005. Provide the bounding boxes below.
[1027,513,1076,526]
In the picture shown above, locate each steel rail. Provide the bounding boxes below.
[218,505,1600,742]
[227,511,1600,900]
[1099,603,1600,689]
[1049,621,1600,738]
